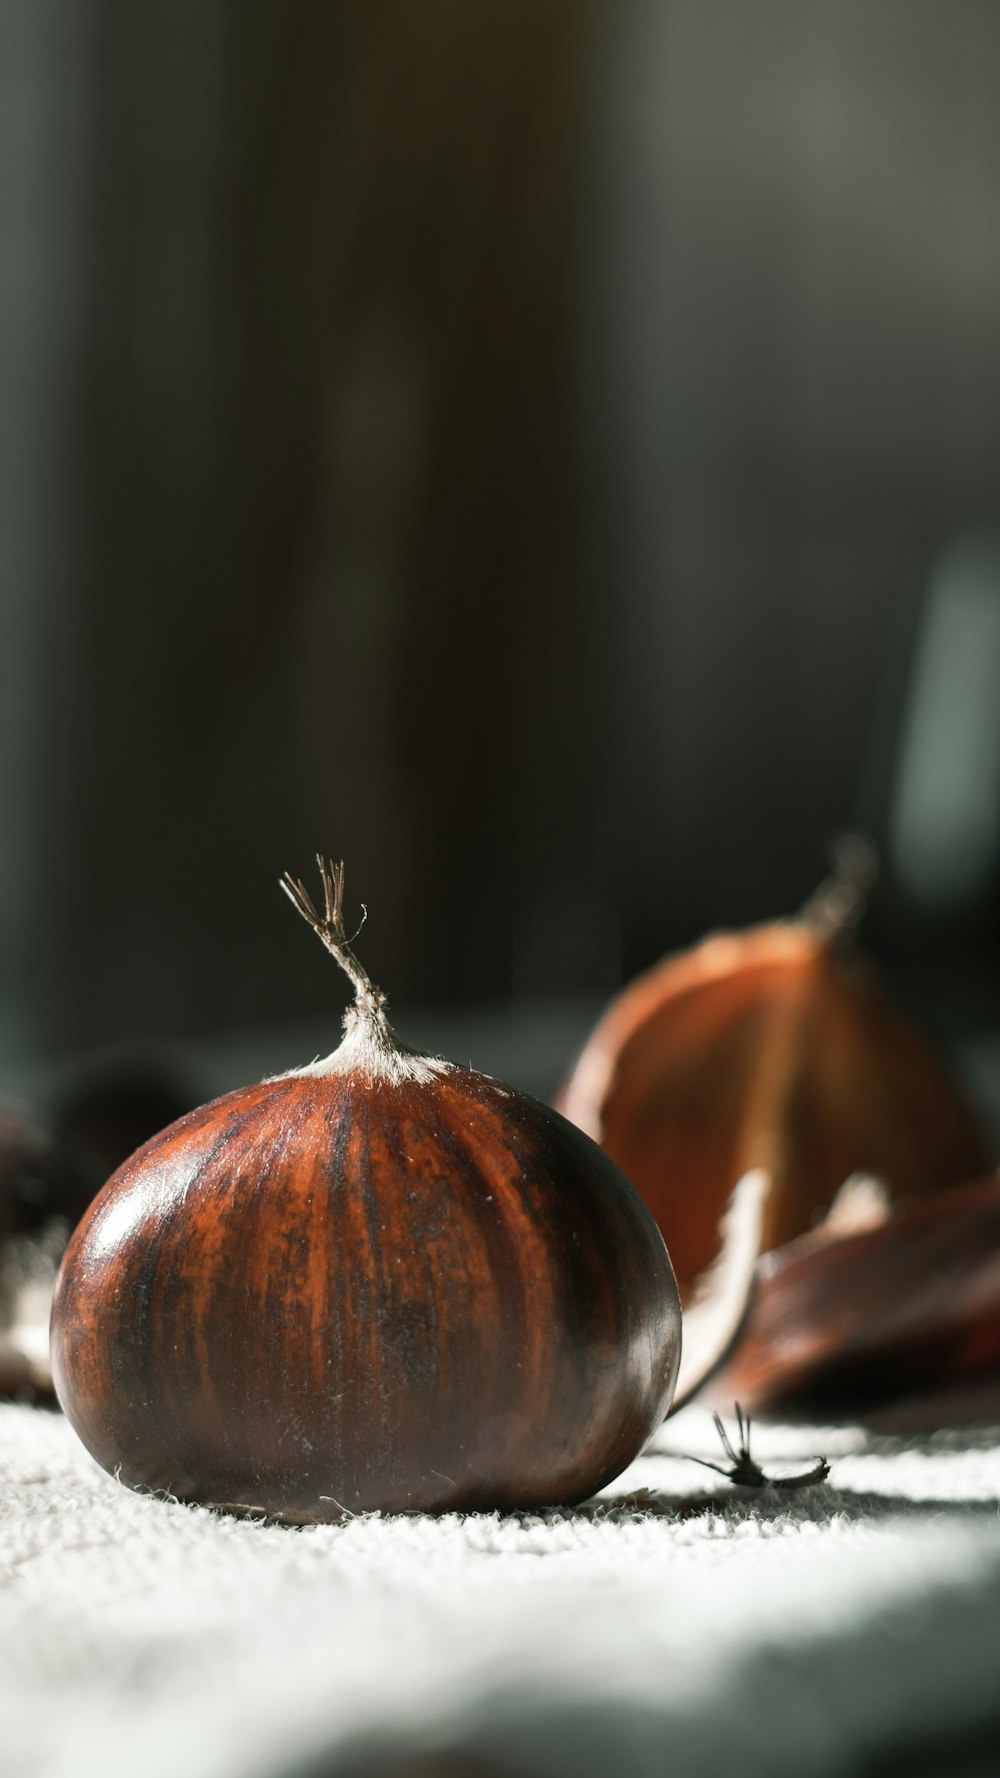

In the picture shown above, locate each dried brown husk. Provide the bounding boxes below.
[558,915,989,1300]
[707,1173,1000,1417]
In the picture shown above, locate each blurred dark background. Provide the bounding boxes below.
[2,0,1000,1106]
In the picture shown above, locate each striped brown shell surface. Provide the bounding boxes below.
[50,1064,680,1519]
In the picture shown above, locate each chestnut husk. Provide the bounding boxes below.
[709,1173,1000,1418]
[51,863,682,1520]
[558,885,989,1298]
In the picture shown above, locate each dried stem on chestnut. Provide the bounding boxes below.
[280,856,386,1019]
[800,831,879,946]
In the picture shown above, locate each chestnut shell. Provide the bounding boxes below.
[712,1174,1000,1417]
[50,1064,680,1519]
[559,922,989,1295]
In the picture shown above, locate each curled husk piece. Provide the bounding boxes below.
[709,1174,1000,1416]
[559,904,989,1299]
[668,1167,770,1413]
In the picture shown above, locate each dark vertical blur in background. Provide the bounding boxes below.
[2,0,1000,1093]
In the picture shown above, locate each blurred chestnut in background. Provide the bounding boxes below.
[560,859,990,1296]
[0,1065,194,1402]
[0,1105,76,1397]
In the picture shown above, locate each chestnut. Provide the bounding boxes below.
[51,862,681,1520]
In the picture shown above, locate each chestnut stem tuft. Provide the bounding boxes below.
[801,831,879,946]
[280,857,388,1021]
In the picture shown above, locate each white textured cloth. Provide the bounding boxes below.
[2,1402,1000,1778]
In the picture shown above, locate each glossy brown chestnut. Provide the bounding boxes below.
[50,864,681,1520]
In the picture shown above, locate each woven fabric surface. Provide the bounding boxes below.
[2,1402,1000,1778]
